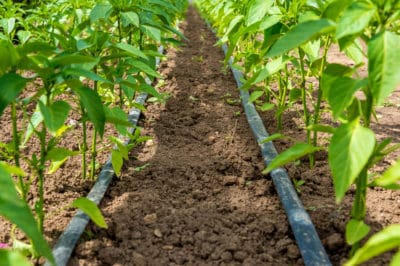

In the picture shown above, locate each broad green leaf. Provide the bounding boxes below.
[262,143,322,174]
[266,19,335,58]
[306,124,336,134]
[121,11,140,27]
[323,77,366,118]
[246,0,274,26]
[249,91,264,103]
[0,250,31,266]
[115,43,147,59]
[322,0,352,21]
[0,73,26,115]
[242,57,288,89]
[128,60,161,78]
[46,147,79,174]
[344,224,400,266]
[259,103,275,111]
[390,251,400,266]
[105,106,131,135]
[346,219,371,245]
[111,150,124,176]
[139,83,161,98]
[374,160,400,188]
[224,15,243,39]
[71,198,107,228]
[141,25,161,42]
[17,30,31,44]
[38,100,71,135]
[344,39,364,65]
[64,68,112,84]
[23,109,43,145]
[260,133,286,144]
[336,1,376,39]
[0,40,20,75]
[1,18,15,36]
[368,31,400,105]
[90,3,112,23]
[328,119,375,202]
[51,54,98,66]
[73,87,105,137]
[0,165,54,264]
[289,88,302,102]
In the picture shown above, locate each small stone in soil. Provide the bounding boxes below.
[143,213,157,224]
[154,228,163,238]
[233,251,247,262]
[222,175,237,186]
[132,252,147,266]
[221,251,233,262]
[192,189,207,200]
[324,233,344,251]
[287,244,300,259]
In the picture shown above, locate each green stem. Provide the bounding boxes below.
[11,101,26,200]
[90,69,98,179]
[81,105,88,180]
[312,36,331,149]
[298,50,313,167]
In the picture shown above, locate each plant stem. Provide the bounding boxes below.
[11,101,27,200]
[312,36,331,149]
[90,71,98,180]
[81,106,88,180]
[298,49,312,165]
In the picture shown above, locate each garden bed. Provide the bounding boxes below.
[1,5,400,266]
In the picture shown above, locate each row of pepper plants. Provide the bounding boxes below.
[195,0,400,264]
[0,0,187,264]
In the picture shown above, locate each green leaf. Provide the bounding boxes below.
[45,147,79,174]
[262,143,322,174]
[90,3,112,23]
[374,160,400,188]
[328,119,375,202]
[23,109,43,145]
[323,77,366,118]
[0,165,54,264]
[390,250,400,266]
[71,198,107,229]
[289,88,302,102]
[105,106,131,136]
[139,83,161,98]
[121,11,140,27]
[0,250,31,266]
[73,87,105,137]
[64,68,112,84]
[260,133,286,144]
[306,124,336,134]
[346,219,371,245]
[141,25,161,42]
[0,40,20,75]
[336,1,376,39]
[0,73,26,115]
[242,57,288,89]
[259,103,275,111]
[111,150,124,176]
[51,54,98,66]
[115,43,147,59]
[38,100,71,135]
[246,0,274,26]
[249,91,264,103]
[368,31,400,105]
[266,19,335,58]
[1,18,15,36]
[344,224,400,266]
[128,60,161,78]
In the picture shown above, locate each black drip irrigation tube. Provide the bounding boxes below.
[220,43,332,265]
[45,46,164,266]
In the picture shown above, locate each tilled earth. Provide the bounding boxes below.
[1,5,400,266]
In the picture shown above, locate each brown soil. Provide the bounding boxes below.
[1,5,400,266]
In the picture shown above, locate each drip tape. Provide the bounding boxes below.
[220,42,331,266]
[45,46,164,266]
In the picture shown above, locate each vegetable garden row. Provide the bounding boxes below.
[195,0,400,265]
[1,0,400,265]
[0,0,187,264]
